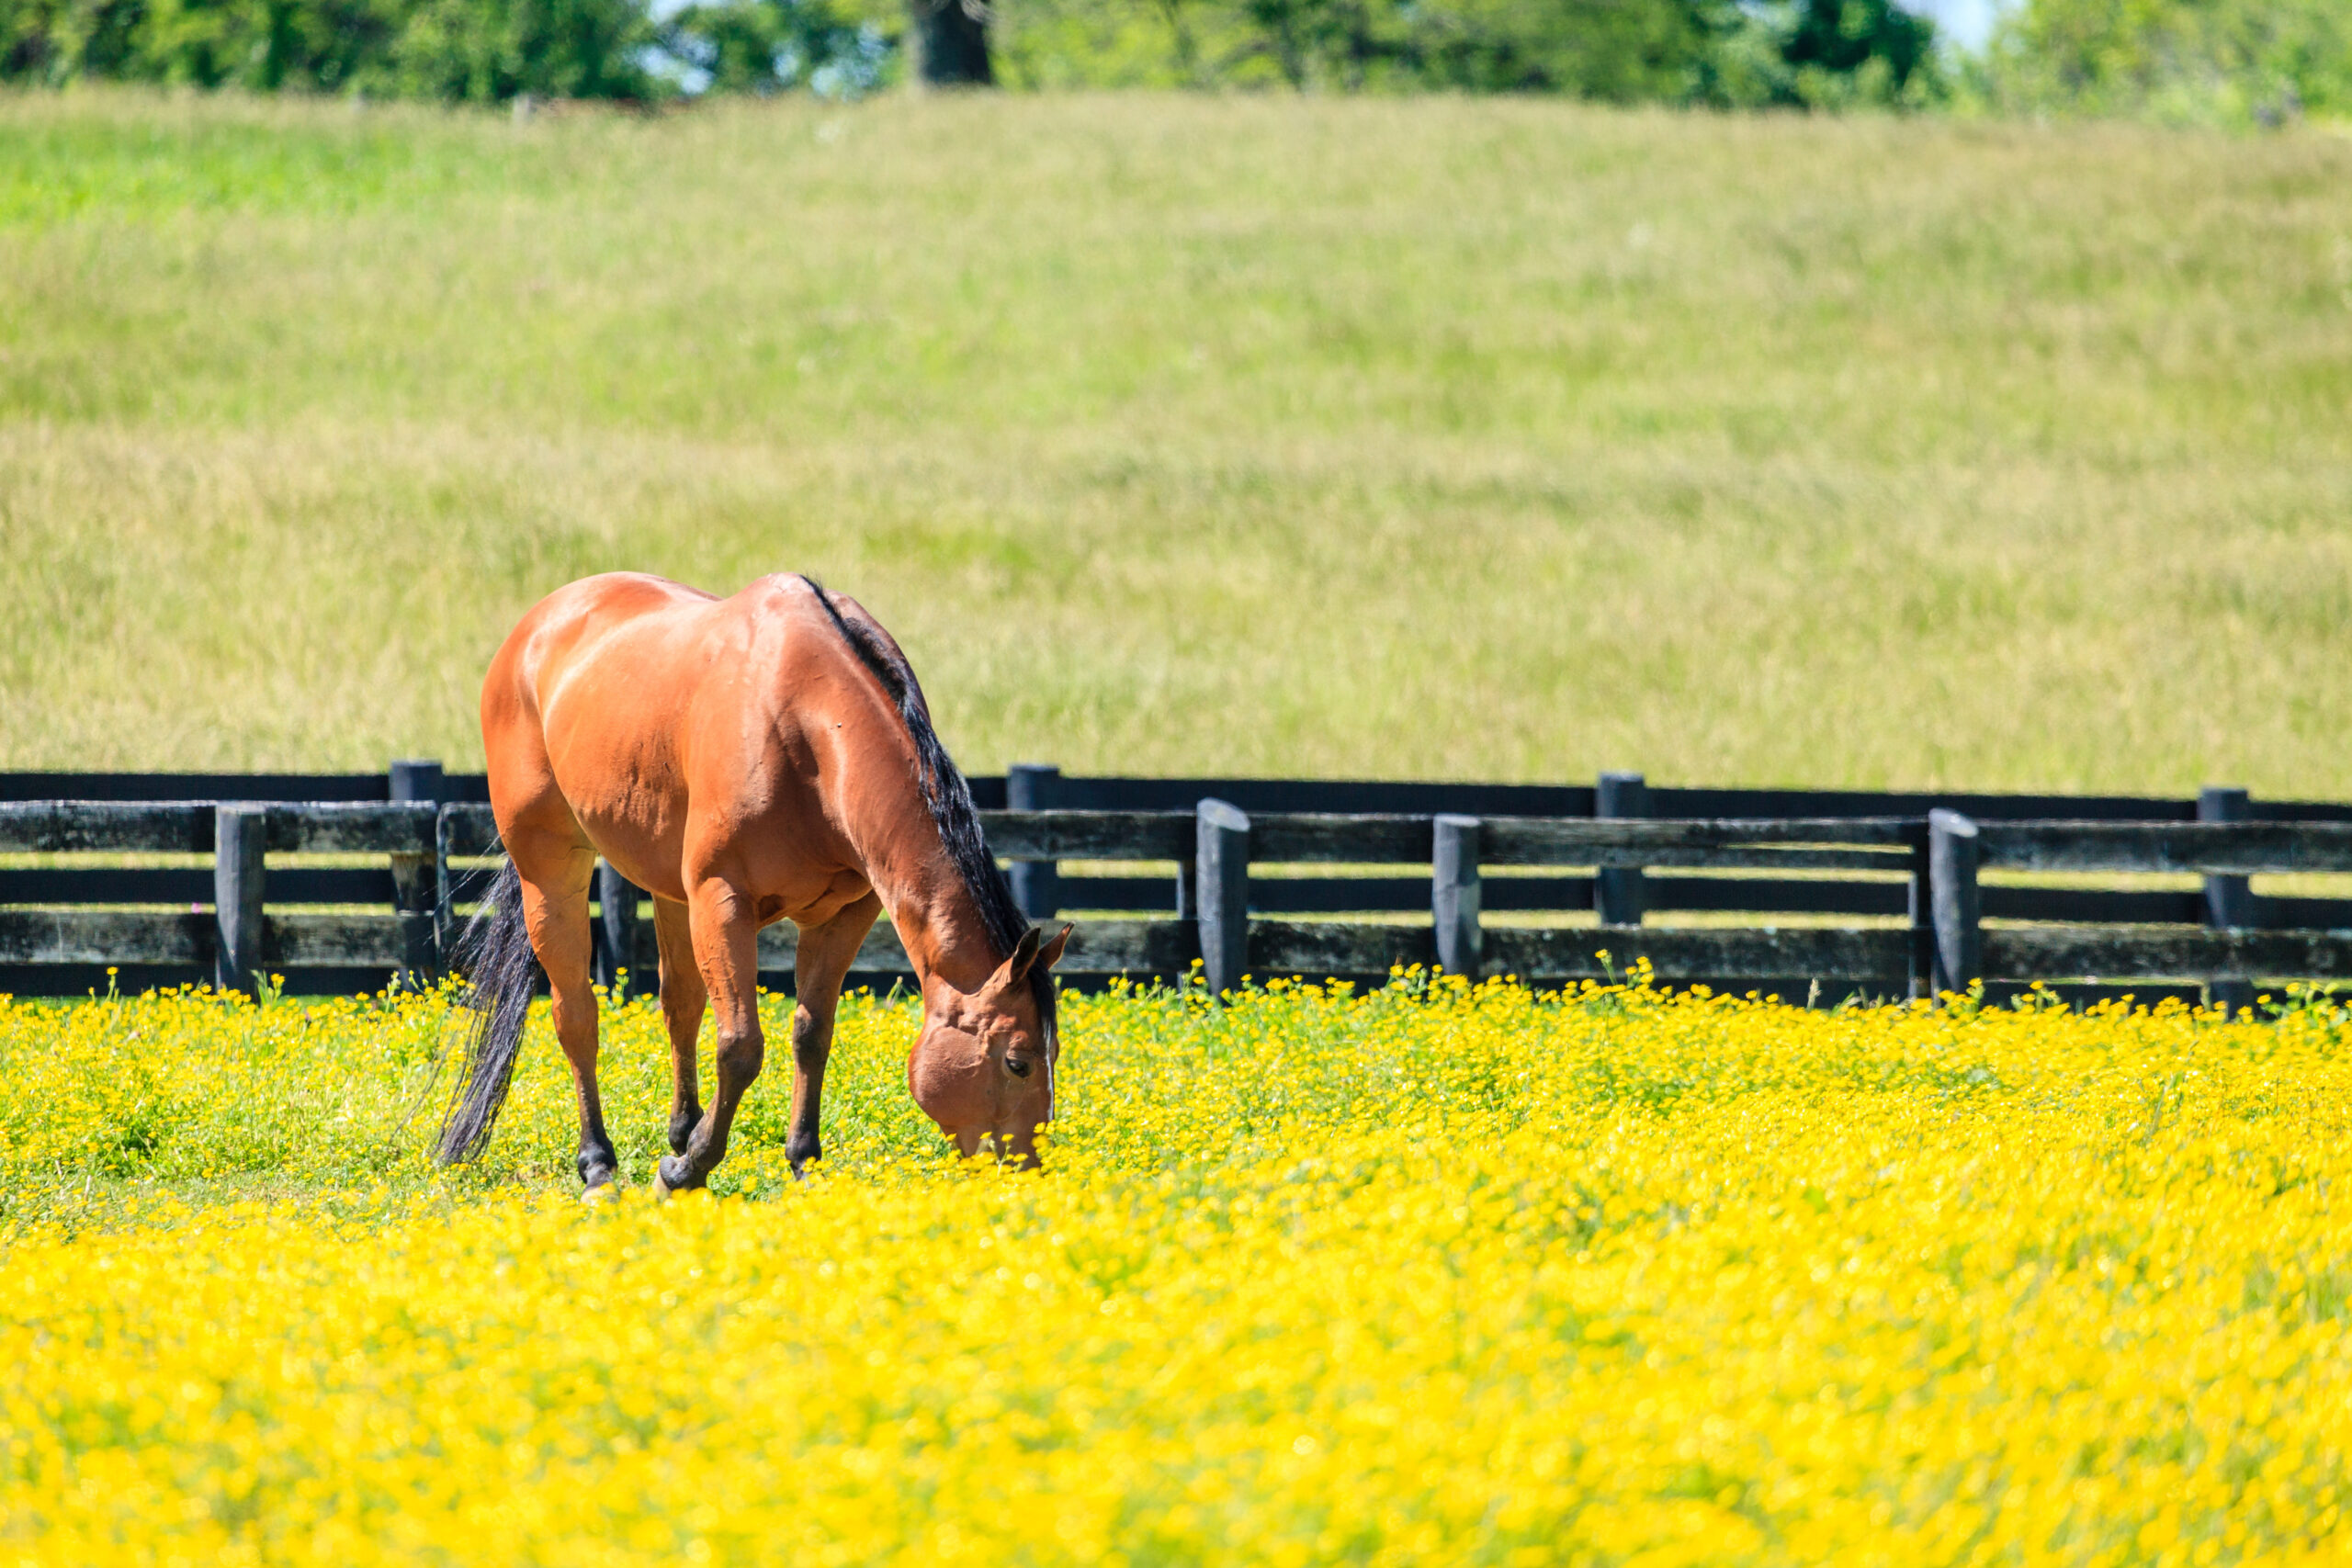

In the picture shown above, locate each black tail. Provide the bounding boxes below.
[435,858,539,1165]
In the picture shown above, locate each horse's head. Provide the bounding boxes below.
[910,924,1071,1166]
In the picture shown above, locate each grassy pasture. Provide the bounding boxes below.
[2,90,2350,789]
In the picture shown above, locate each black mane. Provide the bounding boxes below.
[799,576,1055,1041]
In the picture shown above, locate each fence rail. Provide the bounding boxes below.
[2,765,2349,1006]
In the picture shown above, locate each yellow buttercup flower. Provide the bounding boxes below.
[0,976,2345,1562]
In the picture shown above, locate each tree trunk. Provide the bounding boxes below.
[907,0,993,86]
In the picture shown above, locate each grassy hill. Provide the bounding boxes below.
[4,89,2350,793]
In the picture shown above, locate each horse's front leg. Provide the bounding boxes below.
[649,894,706,1156]
[655,881,764,1194]
[785,893,883,1176]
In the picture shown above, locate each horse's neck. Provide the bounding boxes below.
[841,766,1000,997]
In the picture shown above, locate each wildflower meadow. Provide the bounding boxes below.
[0,972,2346,1563]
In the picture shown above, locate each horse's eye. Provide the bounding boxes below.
[1005,1055,1034,1078]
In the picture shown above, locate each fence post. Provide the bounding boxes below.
[214,804,268,998]
[1432,814,1483,978]
[2200,785,2256,1016]
[1196,798,1250,998]
[1006,763,1062,921]
[432,805,460,970]
[390,759,444,807]
[1906,852,1931,1002]
[1928,808,1981,999]
[594,860,644,1000]
[387,832,437,988]
[389,763,442,988]
[1595,771,1647,927]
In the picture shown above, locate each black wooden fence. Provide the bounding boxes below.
[4,762,2350,1007]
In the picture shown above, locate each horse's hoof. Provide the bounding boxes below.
[581,1181,621,1206]
[654,1155,698,1198]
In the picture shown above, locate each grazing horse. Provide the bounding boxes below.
[436,571,1069,1193]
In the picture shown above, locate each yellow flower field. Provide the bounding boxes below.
[0,974,2346,1564]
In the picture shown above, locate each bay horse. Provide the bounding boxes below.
[436,571,1069,1194]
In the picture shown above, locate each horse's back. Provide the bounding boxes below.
[482,572,875,901]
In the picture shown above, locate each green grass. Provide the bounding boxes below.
[5,88,2351,792]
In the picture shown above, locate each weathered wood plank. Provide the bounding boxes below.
[1975,821,2352,875]
[0,773,390,804]
[1983,886,2207,925]
[1651,787,2199,823]
[1482,818,1919,869]
[1036,776,1597,817]
[1248,814,1434,864]
[1495,842,1911,873]
[1983,925,2352,981]
[1054,919,1200,975]
[438,804,502,859]
[755,920,911,971]
[976,810,1191,860]
[1251,919,1435,976]
[0,864,403,908]
[749,917,1198,976]
[1252,877,1447,913]
[266,802,436,854]
[1056,874,1180,912]
[1477,876,1598,913]
[0,802,213,853]
[1484,925,1914,982]
[1645,876,1906,917]
[1494,816,1921,849]
[2263,896,2352,931]
[0,868,217,905]
[1221,810,1918,870]
[270,913,408,966]
[0,909,209,964]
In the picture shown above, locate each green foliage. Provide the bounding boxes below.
[0,0,1950,104]
[650,0,890,96]
[0,0,895,97]
[1696,0,1941,108]
[10,0,2352,115]
[996,0,1946,104]
[997,0,1724,96]
[0,0,656,95]
[1979,0,2352,125]
[371,0,656,101]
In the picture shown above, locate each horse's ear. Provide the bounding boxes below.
[990,926,1042,991]
[1036,923,1073,973]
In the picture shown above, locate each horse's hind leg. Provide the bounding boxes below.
[650,894,706,1156]
[510,830,619,1191]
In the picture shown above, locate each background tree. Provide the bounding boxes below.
[906,0,988,83]
[1976,0,2349,125]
